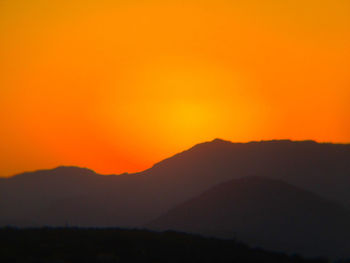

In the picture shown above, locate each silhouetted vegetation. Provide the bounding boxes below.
[0,227,328,263]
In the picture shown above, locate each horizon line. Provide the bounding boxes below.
[2,138,350,179]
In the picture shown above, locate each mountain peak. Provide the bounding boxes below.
[9,166,97,180]
[211,138,230,143]
[52,166,95,173]
[197,139,320,150]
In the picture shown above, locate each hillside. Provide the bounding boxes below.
[1,139,350,229]
[149,176,350,258]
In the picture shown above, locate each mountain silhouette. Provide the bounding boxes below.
[0,166,161,226]
[2,139,350,226]
[1,139,350,258]
[141,139,350,208]
[149,176,350,258]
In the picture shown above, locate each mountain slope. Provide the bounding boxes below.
[149,176,350,258]
[1,139,350,229]
[0,164,213,227]
[140,139,350,207]
[0,166,163,227]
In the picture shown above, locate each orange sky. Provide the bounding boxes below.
[1,0,349,176]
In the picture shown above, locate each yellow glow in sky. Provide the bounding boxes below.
[0,0,349,176]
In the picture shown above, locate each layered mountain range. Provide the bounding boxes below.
[1,139,350,258]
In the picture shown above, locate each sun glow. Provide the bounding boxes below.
[0,0,349,176]
[166,100,216,140]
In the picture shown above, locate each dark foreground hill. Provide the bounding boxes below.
[149,177,350,259]
[0,227,328,263]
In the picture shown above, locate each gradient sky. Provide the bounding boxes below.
[1,0,349,176]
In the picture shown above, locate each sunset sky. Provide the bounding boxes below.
[1,0,349,176]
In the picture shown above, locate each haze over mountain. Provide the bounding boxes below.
[149,176,350,259]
